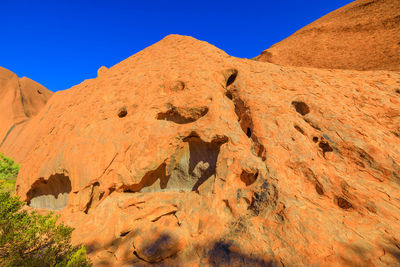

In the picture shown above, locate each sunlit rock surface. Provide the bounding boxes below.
[257,0,400,71]
[13,34,400,266]
[0,66,53,162]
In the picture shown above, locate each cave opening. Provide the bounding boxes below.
[27,173,72,210]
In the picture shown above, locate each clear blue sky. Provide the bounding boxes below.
[1,0,353,92]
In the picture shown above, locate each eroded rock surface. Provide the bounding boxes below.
[15,35,400,266]
[257,0,400,71]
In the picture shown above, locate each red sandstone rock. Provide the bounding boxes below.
[13,34,400,266]
[257,0,400,71]
[0,67,52,162]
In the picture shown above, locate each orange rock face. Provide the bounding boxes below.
[0,67,52,162]
[257,0,400,71]
[13,35,400,266]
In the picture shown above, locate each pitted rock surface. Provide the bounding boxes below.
[13,34,400,266]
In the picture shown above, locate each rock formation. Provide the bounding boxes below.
[257,0,400,71]
[13,34,400,266]
[0,67,53,162]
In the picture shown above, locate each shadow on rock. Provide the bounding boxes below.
[83,234,282,266]
[340,241,400,266]
[206,240,280,267]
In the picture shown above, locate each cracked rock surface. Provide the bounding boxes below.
[11,34,400,266]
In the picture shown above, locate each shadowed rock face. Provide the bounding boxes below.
[121,136,227,193]
[14,34,400,266]
[27,174,71,210]
[167,136,227,192]
[0,67,53,162]
[257,0,400,71]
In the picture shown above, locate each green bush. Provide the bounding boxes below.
[0,153,90,266]
[0,190,90,266]
[0,153,19,179]
[0,153,19,193]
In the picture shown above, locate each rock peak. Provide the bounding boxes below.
[257,0,400,71]
[0,66,52,162]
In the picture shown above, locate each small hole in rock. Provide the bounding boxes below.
[315,183,324,195]
[37,90,42,94]
[336,196,352,209]
[292,101,310,116]
[120,231,130,237]
[312,137,319,143]
[226,69,238,87]
[118,107,128,118]
[392,131,400,138]
[240,170,258,186]
[319,140,333,155]
[396,89,400,94]
[294,125,305,135]
[246,127,252,138]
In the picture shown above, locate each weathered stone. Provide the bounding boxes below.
[257,0,400,71]
[6,20,400,267]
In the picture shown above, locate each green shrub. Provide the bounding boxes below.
[0,153,19,179]
[0,153,19,193]
[0,154,90,266]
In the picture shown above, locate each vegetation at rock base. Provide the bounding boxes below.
[0,153,90,266]
[0,153,19,193]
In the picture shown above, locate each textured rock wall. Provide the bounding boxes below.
[14,35,400,266]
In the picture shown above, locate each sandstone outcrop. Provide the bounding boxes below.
[257,0,400,71]
[14,35,400,266]
[0,67,53,162]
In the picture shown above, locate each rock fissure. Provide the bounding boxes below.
[151,211,177,222]
[0,119,28,147]
[225,87,266,161]
[17,79,30,118]
[84,182,104,214]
